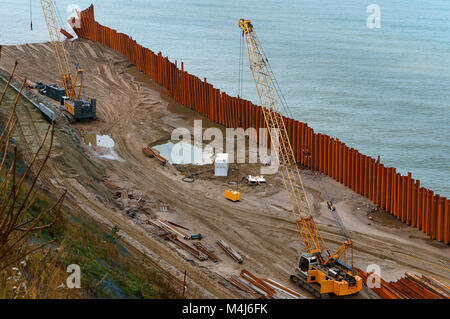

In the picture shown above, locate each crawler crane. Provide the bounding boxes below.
[238,19,362,297]
[38,0,96,121]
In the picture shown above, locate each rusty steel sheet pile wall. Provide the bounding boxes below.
[72,5,449,244]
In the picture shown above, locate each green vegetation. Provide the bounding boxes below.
[0,69,181,299]
[54,204,182,298]
[1,185,182,298]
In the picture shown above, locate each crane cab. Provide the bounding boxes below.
[298,253,318,275]
[292,252,363,297]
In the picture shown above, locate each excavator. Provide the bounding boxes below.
[238,19,362,297]
[37,0,96,122]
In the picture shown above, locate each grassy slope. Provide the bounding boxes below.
[0,77,181,299]
[0,166,182,299]
[33,190,181,299]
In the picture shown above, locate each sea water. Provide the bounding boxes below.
[1,0,448,196]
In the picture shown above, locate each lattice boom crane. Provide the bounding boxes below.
[39,0,96,121]
[238,19,362,297]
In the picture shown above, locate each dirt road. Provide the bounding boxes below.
[1,39,448,298]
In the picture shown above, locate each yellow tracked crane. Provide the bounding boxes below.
[38,0,96,121]
[238,19,362,297]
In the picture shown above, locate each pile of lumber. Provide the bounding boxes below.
[217,240,243,263]
[228,269,305,299]
[157,219,189,239]
[193,242,219,262]
[162,233,208,261]
[148,219,208,261]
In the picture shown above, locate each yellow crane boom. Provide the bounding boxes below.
[238,19,361,297]
[40,0,82,100]
[239,19,327,256]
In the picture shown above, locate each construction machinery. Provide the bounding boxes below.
[238,19,362,297]
[225,157,241,202]
[38,0,96,122]
[225,189,240,202]
[225,168,241,202]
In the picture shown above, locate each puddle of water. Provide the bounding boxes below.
[83,134,124,162]
[153,140,213,165]
[84,134,115,148]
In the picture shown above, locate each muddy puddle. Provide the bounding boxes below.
[83,134,124,162]
[153,140,214,165]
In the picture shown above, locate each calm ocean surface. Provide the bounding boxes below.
[1,0,449,196]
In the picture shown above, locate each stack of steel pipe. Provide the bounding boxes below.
[356,269,449,299]
[71,5,449,244]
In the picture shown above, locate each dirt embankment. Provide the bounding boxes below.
[0,39,448,298]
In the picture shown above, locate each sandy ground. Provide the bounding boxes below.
[0,39,448,299]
